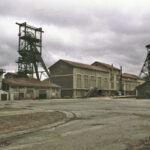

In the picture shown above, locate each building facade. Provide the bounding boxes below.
[2,78,61,100]
[49,59,109,98]
[92,61,122,95]
[49,59,144,98]
[122,73,144,95]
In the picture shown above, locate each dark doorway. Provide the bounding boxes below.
[19,93,24,100]
[98,90,102,96]
[39,90,47,99]
[1,94,7,101]
[39,94,47,99]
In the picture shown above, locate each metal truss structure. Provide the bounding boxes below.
[16,22,50,80]
[140,44,150,80]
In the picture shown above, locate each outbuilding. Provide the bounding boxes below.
[2,78,61,100]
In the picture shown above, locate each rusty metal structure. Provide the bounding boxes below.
[140,44,150,80]
[16,22,50,80]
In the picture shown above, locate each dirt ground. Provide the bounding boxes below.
[126,136,150,150]
[0,108,66,134]
[0,98,150,150]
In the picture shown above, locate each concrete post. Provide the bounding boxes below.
[10,93,14,101]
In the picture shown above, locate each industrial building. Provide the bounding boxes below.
[91,61,122,95]
[3,78,61,100]
[92,62,144,96]
[49,59,143,98]
[122,73,144,95]
[0,70,61,101]
[49,59,110,98]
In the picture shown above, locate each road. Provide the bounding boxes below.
[0,98,150,150]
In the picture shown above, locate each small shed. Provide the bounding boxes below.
[136,81,150,98]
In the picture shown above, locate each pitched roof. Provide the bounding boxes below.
[92,61,120,71]
[122,73,140,80]
[3,78,60,88]
[59,59,108,72]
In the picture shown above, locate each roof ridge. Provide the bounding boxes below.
[3,78,60,88]
[92,61,120,70]
[60,59,108,72]
[122,73,140,79]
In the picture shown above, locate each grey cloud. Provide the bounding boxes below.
[0,0,150,75]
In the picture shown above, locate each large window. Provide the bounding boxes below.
[111,82,114,89]
[116,75,120,81]
[27,88,33,94]
[90,76,96,88]
[84,75,88,88]
[116,83,120,90]
[110,73,114,81]
[76,74,82,88]
[104,78,108,89]
[97,77,101,89]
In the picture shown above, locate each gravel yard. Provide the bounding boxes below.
[0,98,150,150]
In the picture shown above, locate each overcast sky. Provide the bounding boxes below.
[0,0,150,75]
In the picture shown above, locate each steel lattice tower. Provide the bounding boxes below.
[140,44,150,80]
[16,22,50,80]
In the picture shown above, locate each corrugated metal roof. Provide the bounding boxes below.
[92,61,120,71]
[122,73,140,79]
[3,78,60,88]
[55,59,108,72]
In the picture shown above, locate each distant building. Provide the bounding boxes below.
[2,78,61,100]
[92,61,122,95]
[122,73,144,95]
[49,59,109,98]
[49,59,144,98]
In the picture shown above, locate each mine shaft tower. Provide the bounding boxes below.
[140,44,150,80]
[16,22,50,80]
